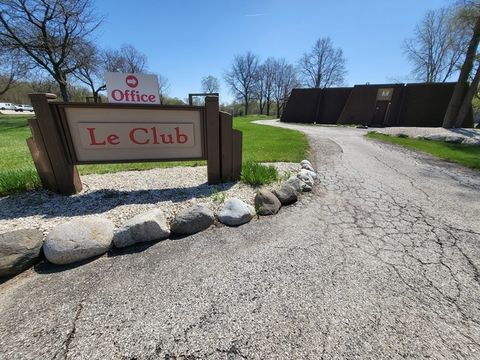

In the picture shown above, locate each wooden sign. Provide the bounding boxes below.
[62,107,204,162]
[27,94,242,195]
[105,72,161,104]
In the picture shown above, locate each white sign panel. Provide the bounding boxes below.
[64,107,204,162]
[105,72,161,104]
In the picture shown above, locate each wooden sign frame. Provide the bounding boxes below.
[27,93,242,195]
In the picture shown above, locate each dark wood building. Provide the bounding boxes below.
[281,83,473,128]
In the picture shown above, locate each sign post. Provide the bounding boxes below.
[27,94,242,195]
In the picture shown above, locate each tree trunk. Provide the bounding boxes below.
[266,99,270,116]
[244,96,249,115]
[59,82,69,102]
[455,63,480,128]
[443,16,480,128]
[276,102,280,117]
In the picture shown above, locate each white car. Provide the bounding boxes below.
[0,102,15,110]
[14,104,34,112]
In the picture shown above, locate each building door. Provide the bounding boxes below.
[371,101,390,126]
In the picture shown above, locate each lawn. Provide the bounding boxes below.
[233,115,308,162]
[0,114,308,196]
[367,132,480,169]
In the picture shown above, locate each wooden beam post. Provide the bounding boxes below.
[28,93,82,195]
[205,96,221,184]
[27,117,58,192]
[220,111,233,181]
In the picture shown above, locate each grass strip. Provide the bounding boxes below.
[367,132,480,169]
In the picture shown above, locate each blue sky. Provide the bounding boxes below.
[96,0,450,103]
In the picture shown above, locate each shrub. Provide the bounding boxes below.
[241,161,278,187]
[0,168,40,196]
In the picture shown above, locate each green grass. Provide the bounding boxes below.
[0,115,41,195]
[367,132,480,169]
[241,160,279,186]
[0,114,308,196]
[233,115,309,162]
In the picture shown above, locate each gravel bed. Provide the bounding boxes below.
[0,163,299,235]
[373,127,480,140]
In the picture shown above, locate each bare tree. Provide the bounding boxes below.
[224,51,259,115]
[104,44,147,73]
[201,75,219,93]
[0,49,28,95]
[157,74,169,105]
[253,66,266,114]
[0,0,102,101]
[72,43,149,102]
[71,42,105,102]
[273,59,298,116]
[262,58,276,115]
[444,0,480,128]
[30,76,60,93]
[253,59,280,115]
[404,7,469,82]
[298,37,346,88]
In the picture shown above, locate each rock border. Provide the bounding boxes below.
[0,159,318,273]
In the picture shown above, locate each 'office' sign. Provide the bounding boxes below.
[105,72,161,104]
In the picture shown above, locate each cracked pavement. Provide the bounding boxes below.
[1,121,480,359]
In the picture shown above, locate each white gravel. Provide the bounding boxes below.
[0,163,300,235]
[374,126,480,140]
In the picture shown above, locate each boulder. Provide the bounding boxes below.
[301,162,315,172]
[0,229,43,277]
[254,190,282,216]
[424,134,447,142]
[218,198,256,226]
[444,135,465,144]
[462,137,480,146]
[273,184,298,205]
[300,160,313,168]
[171,205,215,235]
[44,218,114,265]
[299,168,318,180]
[114,209,170,248]
[297,171,314,187]
[286,176,312,192]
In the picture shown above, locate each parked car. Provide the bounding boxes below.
[0,102,15,110]
[14,104,34,112]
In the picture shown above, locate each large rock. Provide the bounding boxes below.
[114,209,170,248]
[299,168,318,180]
[0,229,43,277]
[273,184,298,205]
[301,162,315,172]
[297,171,314,187]
[44,218,113,265]
[286,176,312,192]
[300,159,313,168]
[218,198,256,226]
[171,205,215,235]
[424,134,447,142]
[462,137,480,146]
[444,135,464,144]
[254,190,281,216]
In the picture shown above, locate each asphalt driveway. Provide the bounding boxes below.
[1,121,479,359]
